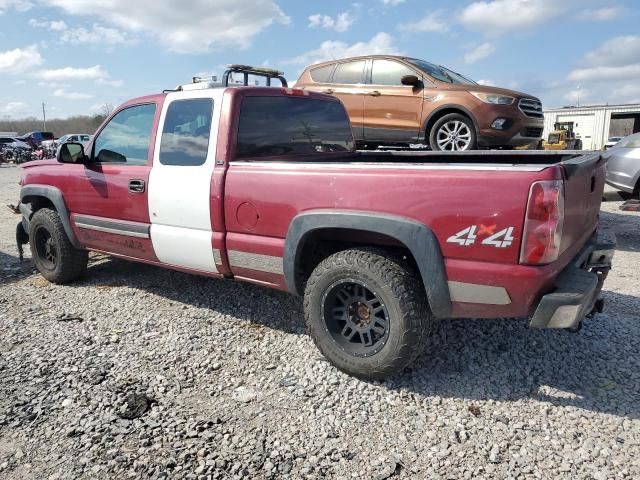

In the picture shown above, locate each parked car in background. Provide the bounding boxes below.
[57,134,92,144]
[295,55,544,151]
[18,131,54,149]
[0,136,32,150]
[605,132,640,198]
[604,136,623,149]
[0,136,33,164]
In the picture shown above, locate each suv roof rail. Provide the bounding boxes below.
[222,64,287,87]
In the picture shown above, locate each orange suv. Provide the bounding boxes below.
[295,55,544,151]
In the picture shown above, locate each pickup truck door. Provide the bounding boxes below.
[64,102,160,261]
[147,90,223,273]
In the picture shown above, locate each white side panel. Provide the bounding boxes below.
[150,224,217,272]
[148,89,225,272]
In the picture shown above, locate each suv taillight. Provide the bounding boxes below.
[519,180,565,265]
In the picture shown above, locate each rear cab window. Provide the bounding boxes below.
[236,96,354,159]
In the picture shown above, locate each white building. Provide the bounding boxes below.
[543,103,640,150]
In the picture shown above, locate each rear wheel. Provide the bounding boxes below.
[29,208,88,283]
[303,248,436,379]
[429,113,477,151]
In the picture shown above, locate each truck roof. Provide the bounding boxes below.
[116,86,336,112]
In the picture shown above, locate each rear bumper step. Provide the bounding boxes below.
[529,229,615,329]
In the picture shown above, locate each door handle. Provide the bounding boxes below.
[128,179,145,193]
[369,90,381,97]
[323,88,334,94]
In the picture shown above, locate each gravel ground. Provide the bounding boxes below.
[0,164,639,479]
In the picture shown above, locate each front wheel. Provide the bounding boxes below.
[303,248,436,379]
[29,208,88,283]
[429,113,477,151]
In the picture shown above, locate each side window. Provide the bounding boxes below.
[159,98,213,166]
[310,64,335,83]
[93,103,156,165]
[332,61,366,84]
[371,60,419,86]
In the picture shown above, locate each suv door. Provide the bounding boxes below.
[63,102,160,261]
[324,60,367,141]
[362,59,429,143]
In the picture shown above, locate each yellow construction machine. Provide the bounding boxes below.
[542,122,583,150]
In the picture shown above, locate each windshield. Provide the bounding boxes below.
[616,133,640,149]
[405,58,476,85]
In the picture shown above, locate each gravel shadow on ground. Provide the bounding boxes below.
[59,254,640,422]
[0,250,34,287]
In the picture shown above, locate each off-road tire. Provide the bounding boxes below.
[303,247,436,379]
[429,113,477,151]
[29,208,88,283]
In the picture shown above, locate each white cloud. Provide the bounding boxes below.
[555,35,640,107]
[53,88,94,100]
[0,45,43,74]
[464,42,495,63]
[287,32,399,66]
[34,65,108,81]
[583,35,640,68]
[476,79,495,86]
[399,11,448,33]
[568,64,640,82]
[308,12,355,32]
[29,18,68,30]
[568,36,640,82]
[96,78,124,87]
[61,24,128,45]
[0,101,29,116]
[382,0,405,5]
[612,84,640,103]
[0,0,33,13]
[30,18,127,45]
[460,0,559,35]
[580,6,622,21]
[564,88,589,104]
[41,0,290,53]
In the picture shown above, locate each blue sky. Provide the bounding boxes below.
[1,0,639,119]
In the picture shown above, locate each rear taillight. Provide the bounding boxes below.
[519,180,565,265]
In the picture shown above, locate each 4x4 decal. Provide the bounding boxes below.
[447,224,515,248]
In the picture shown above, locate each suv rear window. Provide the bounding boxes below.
[236,96,354,158]
[310,64,335,83]
[332,61,366,85]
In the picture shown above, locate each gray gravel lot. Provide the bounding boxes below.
[0,164,639,479]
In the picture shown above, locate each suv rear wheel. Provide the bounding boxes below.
[303,248,435,379]
[429,113,477,151]
[29,208,88,283]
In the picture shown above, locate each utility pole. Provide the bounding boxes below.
[42,102,46,131]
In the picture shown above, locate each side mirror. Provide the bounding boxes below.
[401,74,421,87]
[57,142,87,164]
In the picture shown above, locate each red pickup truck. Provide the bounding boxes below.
[15,85,615,379]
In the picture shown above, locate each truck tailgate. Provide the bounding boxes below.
[560,152,606,255]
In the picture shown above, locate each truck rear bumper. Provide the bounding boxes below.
[529,228,615,329]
